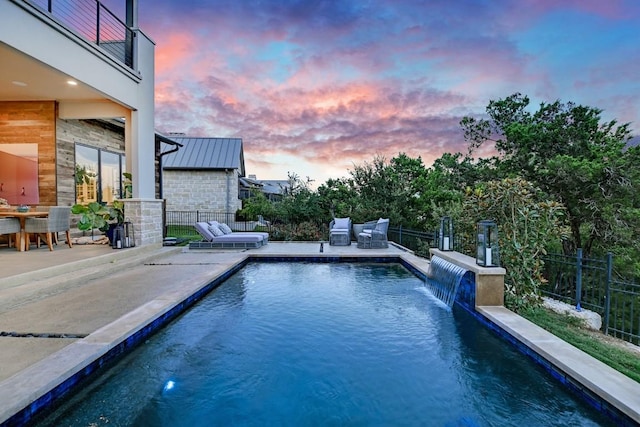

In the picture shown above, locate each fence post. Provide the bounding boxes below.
[398,225,402,246]
[575,248,583,311]
[603,252,613,335]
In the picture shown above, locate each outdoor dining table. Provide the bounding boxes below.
[0,210,49,251]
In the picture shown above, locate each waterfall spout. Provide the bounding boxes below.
[425,256,468,307]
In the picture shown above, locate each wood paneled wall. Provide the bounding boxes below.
[0,101,57,206]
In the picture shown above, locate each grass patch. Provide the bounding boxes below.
[520,305,640,383]
[166,225,201,245]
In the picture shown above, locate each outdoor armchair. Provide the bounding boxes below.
[0,217,21,249]
[329,217,351,246]
[357,218,389,249]
[24,206,72,251]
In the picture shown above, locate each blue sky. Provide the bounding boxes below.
[119,0,640,184]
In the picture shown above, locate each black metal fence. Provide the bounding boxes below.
[388,226,436,255]
[27,0,134,67]
[541,250,640,345]
[165,210,260,237]
[541,249,610,313]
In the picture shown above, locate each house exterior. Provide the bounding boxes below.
[240,175,291,201]
[0,0,162,246]
[162,137,245,213]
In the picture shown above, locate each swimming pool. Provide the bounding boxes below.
[35,262,614,426]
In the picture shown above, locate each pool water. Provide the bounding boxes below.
[37,263,614,426]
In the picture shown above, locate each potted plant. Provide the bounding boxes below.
[71,202,110,240]
[71,200,126,243]
[105,200,125,244]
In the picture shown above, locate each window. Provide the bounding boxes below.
[101,151,121,204]
[75,144,126,204]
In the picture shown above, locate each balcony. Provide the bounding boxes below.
[24,0,135,69]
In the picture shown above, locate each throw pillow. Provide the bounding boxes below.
[218,223,233,234]
[208,224,224,237]
[333,217,350,229]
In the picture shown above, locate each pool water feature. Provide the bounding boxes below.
[426,256,468,307]
[35,262,614,426]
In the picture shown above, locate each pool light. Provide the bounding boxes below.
[163,380,176,392]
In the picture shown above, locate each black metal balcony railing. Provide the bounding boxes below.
[26,0,134,68]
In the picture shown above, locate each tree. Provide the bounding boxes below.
[348,154,432,229]
[316,177,360,220]
[461,93,637,257]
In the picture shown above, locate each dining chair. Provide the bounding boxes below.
[0,218,21,249]
[24,206,73,251]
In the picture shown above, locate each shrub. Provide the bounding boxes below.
[461,178,570,311]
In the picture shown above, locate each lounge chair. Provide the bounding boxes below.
[208,221,269,243]
[357,218,389,249]
[329,217,351,246]
[191,221,268,249]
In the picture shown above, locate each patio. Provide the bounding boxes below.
[0,241,638,425]
[0,242,114,281]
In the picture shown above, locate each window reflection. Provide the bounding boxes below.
[75,144,126,205]
[75,145,98,204]
[101,151,121,204]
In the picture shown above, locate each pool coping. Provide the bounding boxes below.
[1,250,639,425]
[477,305,640,425]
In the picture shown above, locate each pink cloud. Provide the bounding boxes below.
[146,0,639,183]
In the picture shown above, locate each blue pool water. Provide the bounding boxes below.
[37,263,614,426]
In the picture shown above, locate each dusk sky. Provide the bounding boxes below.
[121,1,639,184]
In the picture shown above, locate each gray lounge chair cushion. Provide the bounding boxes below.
[209,233,264,243]
[332,217,350,231]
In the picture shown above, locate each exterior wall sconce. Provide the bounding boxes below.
[476,220,500,267]
[438,216,454,251]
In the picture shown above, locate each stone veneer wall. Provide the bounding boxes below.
[163,169,242,212]
[122,199,163,246]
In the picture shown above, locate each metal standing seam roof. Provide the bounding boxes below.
[162,137,245,175]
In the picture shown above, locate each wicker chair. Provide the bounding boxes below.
[357,218,389,249]
[329,217,352,246]
[24,206,73,251]
[0,218,21,249]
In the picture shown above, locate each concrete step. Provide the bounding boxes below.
[0,246,182,312]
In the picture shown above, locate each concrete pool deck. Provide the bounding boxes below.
[0,242,638,425]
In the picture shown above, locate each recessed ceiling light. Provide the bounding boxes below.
[67,80,78,86]
[11,81,27,87]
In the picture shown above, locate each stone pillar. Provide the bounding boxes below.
[122,198,163,247]
[475,272,505,306]
[429,248,506,307]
